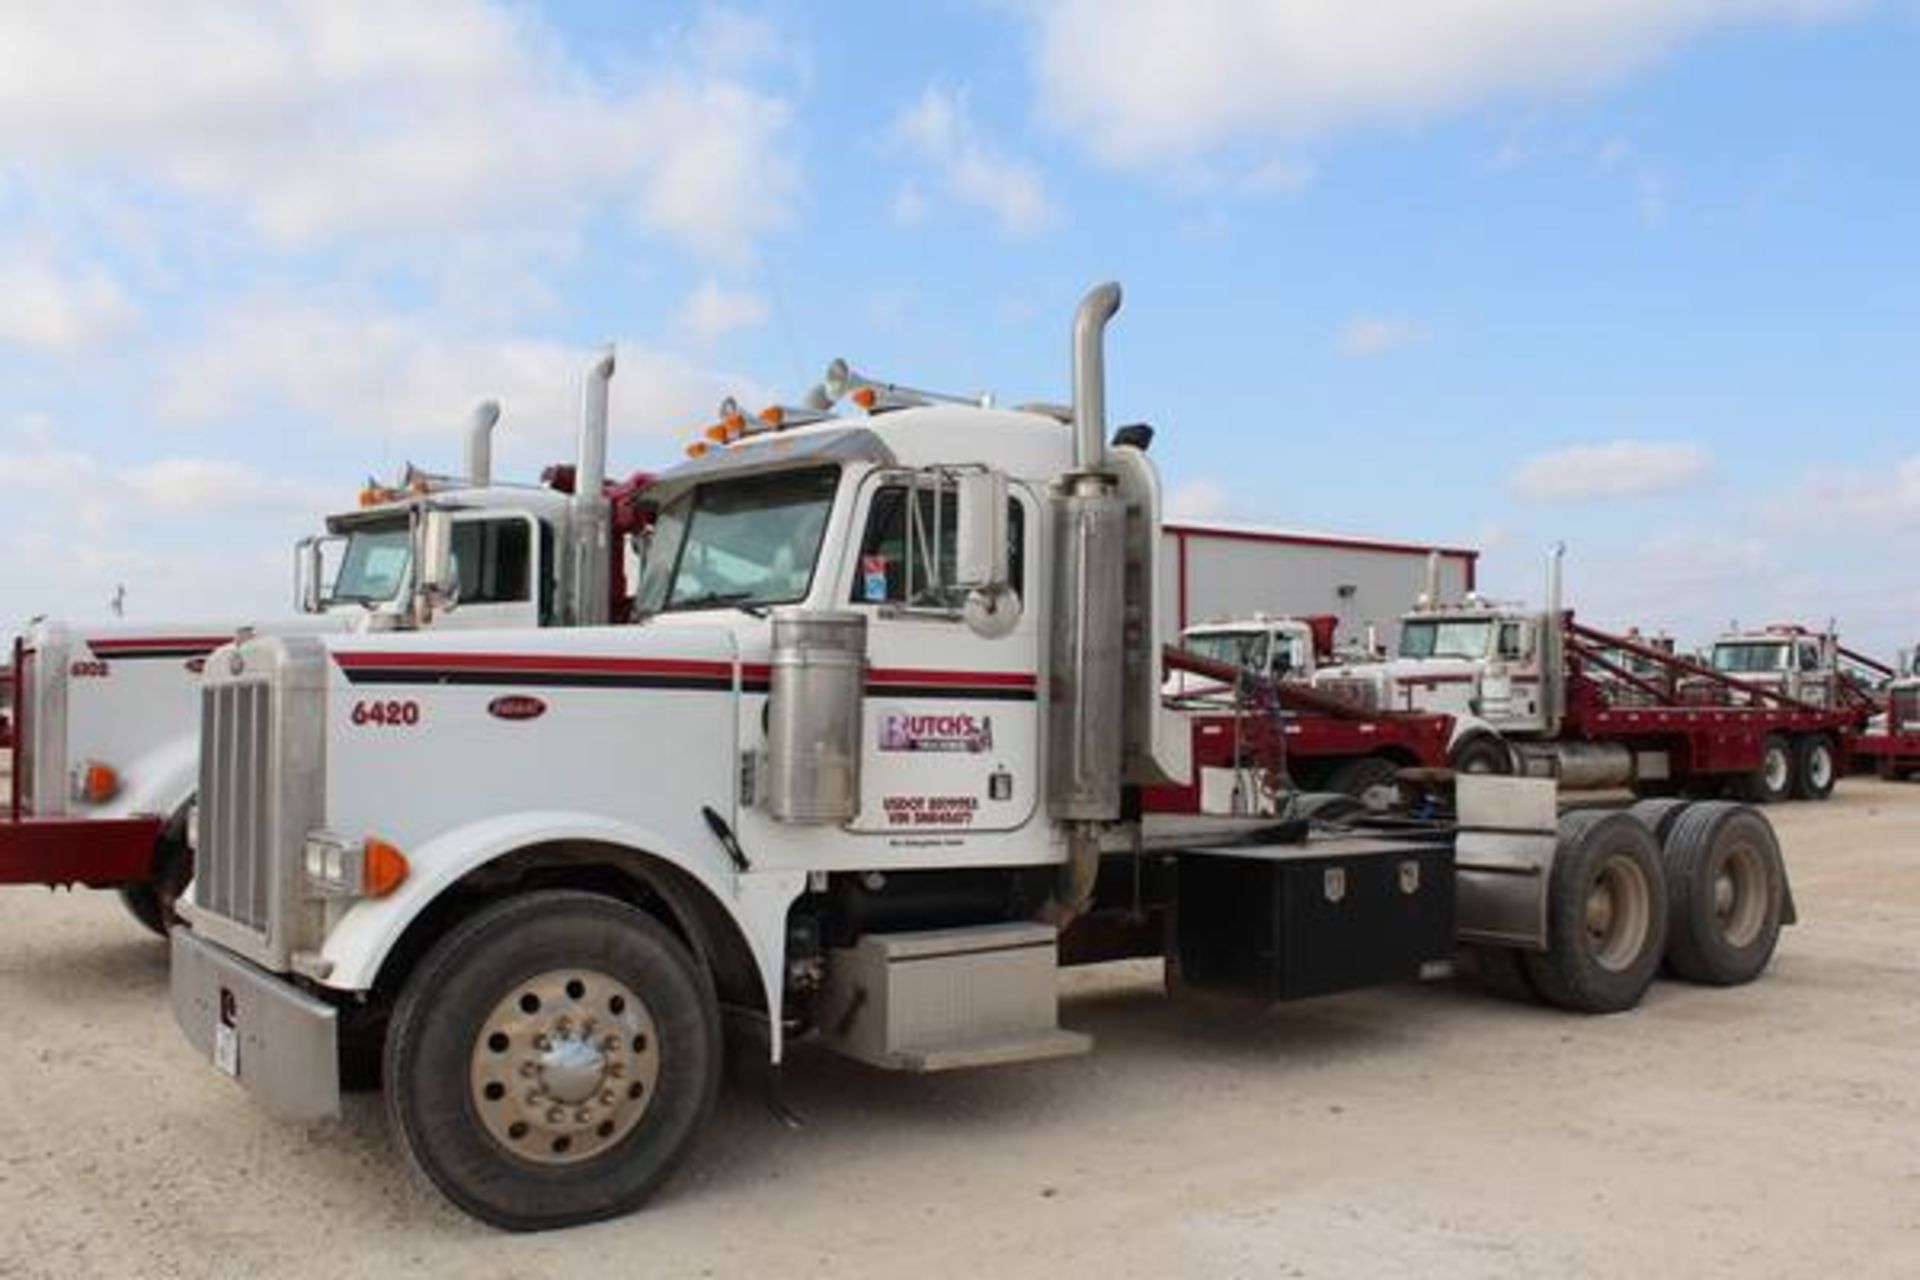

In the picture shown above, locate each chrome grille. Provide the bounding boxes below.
[1894,687,1920,734]
[12,648,33,813]
[196,679,274,937]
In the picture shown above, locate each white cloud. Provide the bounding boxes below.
[889,84,1058,235]
[0,439,333,536]
[150,297,765,461]
[1338,315,1425,356]
[1031,0,1859,167]
[0,1,798,261]
[1511,439,1713,502]
[0,258,137,351]
[1166,477,1233,519]
[678,280,771,341]
[1792,455,1920,529]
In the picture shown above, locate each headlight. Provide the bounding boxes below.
[302,832,363,899]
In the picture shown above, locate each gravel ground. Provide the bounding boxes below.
[2,769,1917,1280]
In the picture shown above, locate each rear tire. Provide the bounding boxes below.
[1743,734,1794,804]
[384,890,721,1231]
[1627,798,1693,845]
[1522,810,1669,1014]
[1325,755,1402,812]
[1791,735,1836,801]
[1660,801,1786,986]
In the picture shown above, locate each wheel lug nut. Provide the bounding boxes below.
[518,1062,537,1077]
[533,1034,551,1051]
[601,1090,616,1105]
[575,1108,592,1123]
[601,1035,619,1052]
[547,1106,565,1124]
[555,1017,572,1036]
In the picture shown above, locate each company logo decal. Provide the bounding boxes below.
[880,711,993,753]
[488,694,548,722]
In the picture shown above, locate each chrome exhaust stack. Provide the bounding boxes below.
[1542,542,1567,735]
[569,347,617,626]
[463,400,501,488]
[1047,283,1126,923]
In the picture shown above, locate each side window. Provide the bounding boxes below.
[1498,621,1529,661]
[451,518,531,605]
[852,486,1025,606]
[1798,643,1820,673]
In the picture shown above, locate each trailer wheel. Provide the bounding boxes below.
[1522,810,1669,1014]
[384,890,721,1231]
[1450,735,1513,776]
[1627,797,1693,845]
[1791,736,1836,801]
[1660,802,1786,986]
[1325,755,1402,811]
[116,815,193,939]
[1743,734,1794,804]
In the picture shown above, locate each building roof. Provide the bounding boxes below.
[1164,518,1478,562]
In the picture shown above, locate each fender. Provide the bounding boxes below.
[1446,714,1503,755]
[316,810,807,1059]
[97,732,198,826]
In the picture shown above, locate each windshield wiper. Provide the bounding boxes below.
[671,591,767,617]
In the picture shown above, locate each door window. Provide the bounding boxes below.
[851,485,1025,606]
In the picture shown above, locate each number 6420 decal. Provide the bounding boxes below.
[350,698,422,727]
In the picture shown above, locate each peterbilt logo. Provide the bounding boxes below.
[488,695,547,722]
[227,651,245,676]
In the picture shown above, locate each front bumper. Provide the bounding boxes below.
[170,926,340,1122]
[0,814,162,887]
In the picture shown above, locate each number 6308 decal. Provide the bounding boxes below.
[350,698,422,727]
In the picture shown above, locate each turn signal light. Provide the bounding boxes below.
[73,760,120,805]
[685,440,711,458]
[757,405,783,428]
[851,386,878,410]
[703,421,730,443]
[361,837,410,898]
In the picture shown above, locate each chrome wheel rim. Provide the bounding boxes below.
[1763,745,1789,794]
[1712,842,1768,949]
[1806,742,1833,792]
[469,968,661,1166]
[1585,853,1653,972]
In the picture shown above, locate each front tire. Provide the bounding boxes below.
[384,890,721,1231]
[117,815,193,938]
[1451,735,1513,777]
[1522,810,1669,1013]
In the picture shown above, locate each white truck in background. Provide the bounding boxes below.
[5,353,647,933]
[170,285,1795,1232]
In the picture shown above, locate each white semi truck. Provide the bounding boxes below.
[4,353,644,932]
[170,285,1794,1231]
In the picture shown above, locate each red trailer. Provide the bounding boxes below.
[1147,644,1454,814]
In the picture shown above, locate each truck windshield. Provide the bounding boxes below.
[331,524,411,604]
[1184,630,1272,674]
[1399,619,1493,660]
[639,466,840,614]
[1712,642,1789,674]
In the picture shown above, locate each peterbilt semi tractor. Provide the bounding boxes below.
[1309,557,1871,803]
[4,353,646,933]
[170,285,1794,1231]
[1855,648,1920,779]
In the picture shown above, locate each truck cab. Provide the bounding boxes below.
[1164,615,1331,703]
[5,370,646,933]
[1690,626,1841,708]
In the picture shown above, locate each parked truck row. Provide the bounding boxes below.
[4,356,653,932]
[135,285,1799,1231]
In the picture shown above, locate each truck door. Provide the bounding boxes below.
[436,511,545,630]
[838,472,1041,837]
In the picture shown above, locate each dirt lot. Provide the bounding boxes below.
[2,776,1917,1280]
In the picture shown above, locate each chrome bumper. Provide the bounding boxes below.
[170,926,340,1122]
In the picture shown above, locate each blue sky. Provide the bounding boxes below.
[1,1,1916,653]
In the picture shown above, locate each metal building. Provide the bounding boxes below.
[1162,520,1478,651]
